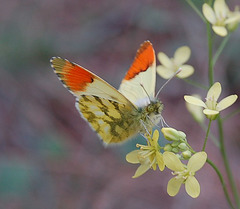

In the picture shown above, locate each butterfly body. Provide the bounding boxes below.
[51,41,163,144]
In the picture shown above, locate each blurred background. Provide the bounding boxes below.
[0,0,240,208]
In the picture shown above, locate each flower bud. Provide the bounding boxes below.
[172,148,179,153]
[171,141,180,147]
[161,128,185,141]
[178,131,186,140]
[182,150,192,159]
[164,144,172,152]
[178,143,188,151]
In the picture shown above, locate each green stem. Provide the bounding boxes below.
[207,22,214,86]
[202,119,212,151]
[207,159,235,209]
[213,35,230,66]
[185,0,206,22]
[199,122,219,147]
[206,0,213,5]
[183,78,208,90]
[217,116,240,208]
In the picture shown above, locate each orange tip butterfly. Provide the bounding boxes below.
[50,41,163,144]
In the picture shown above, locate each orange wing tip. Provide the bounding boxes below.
[124,40,155,80]
[50,57,94,92]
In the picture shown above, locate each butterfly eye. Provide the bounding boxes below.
[147,105,154,112]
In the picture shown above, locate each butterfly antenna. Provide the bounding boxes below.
[140,83,151,103]
[156,68,182,98]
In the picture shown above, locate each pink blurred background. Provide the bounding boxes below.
[0,0,240,208]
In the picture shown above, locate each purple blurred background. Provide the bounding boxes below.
[0,0,240,209]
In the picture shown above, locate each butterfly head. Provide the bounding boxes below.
[147,99,163,115]
[140,99,163,123]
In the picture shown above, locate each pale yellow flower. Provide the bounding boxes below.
[184,82,238,120]
[157,46,194,79]
[185,94,205,123]
[163,151,207,198]
[202,0,240,36]
[126,130,165,178]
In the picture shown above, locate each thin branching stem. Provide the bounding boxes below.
[185,0,206,22]
[217,117,240,208]
[207,159,235,209]
[213,35,230,66]
[202,119,212,151]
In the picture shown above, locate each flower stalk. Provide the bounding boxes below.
[202,119,212,151]
[217,117,240,208]
[207,159,235,209]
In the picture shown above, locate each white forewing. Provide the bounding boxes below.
[118,41,156,107]
[119,64,156,107]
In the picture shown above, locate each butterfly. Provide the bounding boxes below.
[50,41,163,144]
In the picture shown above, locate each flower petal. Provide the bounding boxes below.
[174,46,191,66]
[225,15,240,24]
[185,94,205,123]
[126,150,140,164]
[152,130,159,143]
[203,108,219,115]
[214,0,228,20]
[132,164,151,178]
[177,65,194,78]
[157,52,173,69]
[167,177,184,196]
[185,176,200,198]
[203,109,219,120]
[217,94,238,111]
[156,152,165,171]
[184,96,207,108]
[212,26,228,36]
[157,65,174,79]
[202,3,217,24]
[163,152,185,171]
[207,82,222,101]
[187,152,207,172]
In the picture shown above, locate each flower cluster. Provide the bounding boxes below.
[126,0,239,202]
[202,0,240,36]
[126,128,207,198]
[162,127,192,159]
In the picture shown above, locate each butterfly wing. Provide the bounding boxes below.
[50,57,140,144]
[119,41,156,107]
[50,57,135,107]
[76,95,141,144]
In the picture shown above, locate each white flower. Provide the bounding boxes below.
[184,82,238,120]
[157,46,194,79]
[202,0,240,36]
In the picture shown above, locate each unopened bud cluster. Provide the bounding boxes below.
[162,128,192,159]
